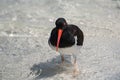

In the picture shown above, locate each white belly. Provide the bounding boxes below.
[49,37,82,63]
[49,42,81,55]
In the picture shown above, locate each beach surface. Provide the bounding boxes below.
[0,0,120,80]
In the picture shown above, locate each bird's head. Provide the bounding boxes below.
[55,18,67,51]
[55,18,67,29]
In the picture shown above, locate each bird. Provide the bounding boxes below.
[48,18,84,76]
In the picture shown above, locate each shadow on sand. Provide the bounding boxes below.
[29,56,73,79]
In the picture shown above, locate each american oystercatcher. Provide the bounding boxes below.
[48,18,84,75]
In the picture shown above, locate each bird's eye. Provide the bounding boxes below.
[63,23,65,26]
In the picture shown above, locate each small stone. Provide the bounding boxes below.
[0,47,3,52]
[49,19,54,22]
[12,16,17,21]
[80,22,84,25]
[27,14,32,18]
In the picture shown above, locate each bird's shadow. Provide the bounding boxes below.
[29,55,73,79]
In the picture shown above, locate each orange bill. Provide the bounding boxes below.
[56,29,63,51]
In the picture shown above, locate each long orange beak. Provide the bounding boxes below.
[56,29,63,51]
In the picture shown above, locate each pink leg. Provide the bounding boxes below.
[61,54,64,63]
[73,54,79,77]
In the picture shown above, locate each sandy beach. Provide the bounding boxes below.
[0,0,120,80]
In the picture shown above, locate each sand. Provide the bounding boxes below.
[0,0,120,80]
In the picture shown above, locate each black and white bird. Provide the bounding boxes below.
[48,18,84,75]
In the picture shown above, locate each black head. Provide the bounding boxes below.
[55,18,67,29]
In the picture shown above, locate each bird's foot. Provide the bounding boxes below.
[73,68,79,77]
[72,62,79,77]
